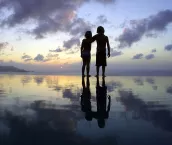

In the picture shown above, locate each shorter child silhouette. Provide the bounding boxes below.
[81,31,92,77]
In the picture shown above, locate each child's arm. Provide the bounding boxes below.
[91,35,96,43]
[107,95,111,112]
[106,36,110,58]
[80,40,84,57]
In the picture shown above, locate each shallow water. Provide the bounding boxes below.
[0,74,172,145]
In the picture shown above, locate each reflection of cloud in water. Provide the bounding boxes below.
[118,89,172,132]
[53,86,62,91]
[45,76,58,89]
[106,81,123,92]
[34,76,44,85]
[167,85,172,94]
[152,86,158,90]
[0,84,6,97]
[146,78,155,85]
[63,88,80,103]
[0,121,10,135]
[133,78,144,86]
[0,98,91,145]
[21,76,32,85]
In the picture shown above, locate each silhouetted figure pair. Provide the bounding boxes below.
[80,76,111,128]
[81,26,111,77]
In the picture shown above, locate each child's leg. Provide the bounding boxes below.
[102,66,105,77]
[96,66,100,77]
[86,57,91,76]
[86,64,90,76]
[82,58,86,76]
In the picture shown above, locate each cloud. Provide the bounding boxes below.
[46,53,59,60]
[22,54,32,59]
[49,48,63,53]
[165,44,172,51]
[0,42,9,51]
[145,54,155,60]
[63,37,80,49]
[111,50,123,57]
[145,33,158,38]
[34,54,44,62]
[33,53,59,62]
[66,48,79,54]
[0,0,112,39]
[132,53,144,59]
[97,15,108,24]
[116,10,172,48]
[21,53,33,62]
[152,48,157,53]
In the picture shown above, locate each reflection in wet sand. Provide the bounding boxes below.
[167,85,172,94]
[0,75,172,145]
[117,89,172,132]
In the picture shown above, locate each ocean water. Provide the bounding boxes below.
[0,74,172,145]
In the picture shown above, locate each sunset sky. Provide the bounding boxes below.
[0,0,172,73]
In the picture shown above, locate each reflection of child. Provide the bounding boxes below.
[93,77,111,128]
[81,77,111,128]
[80,31,92,77]
[80,77,92,121]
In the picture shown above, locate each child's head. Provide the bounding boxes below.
[97,26,105,34]
[85,31,92,39]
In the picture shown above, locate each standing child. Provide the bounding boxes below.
[92,26,110,77]
[81,31,92,77]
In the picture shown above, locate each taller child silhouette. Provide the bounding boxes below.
[92,26,111,77]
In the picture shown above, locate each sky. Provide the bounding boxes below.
[0,0,172,73]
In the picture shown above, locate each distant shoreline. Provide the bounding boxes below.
[0,72,172,76]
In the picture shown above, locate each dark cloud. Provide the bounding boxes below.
[25,58,33,62]
[132,53,144,59]
[145,33,158,38]
[33,53,59,62]
[111,50,123,57]
[21,53,33,62]
[145,54,155,60]
[165,44,172,51]
[97,15,108,24]
[66,48,79,54]
[49,48,63,53]
[116,10,172,48]
[0,0,112,39]
[63,37,80,49]
[0,42,9,51]
[152,49,157,53]
[34,54,44,62]
[46,53,59,60]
